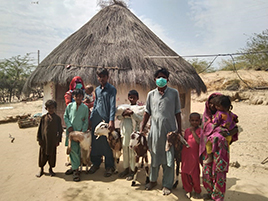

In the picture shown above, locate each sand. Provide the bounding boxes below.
[1,70,268,200]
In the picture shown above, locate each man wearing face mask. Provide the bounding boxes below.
[140,67,182,195]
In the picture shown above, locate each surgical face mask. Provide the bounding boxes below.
[156,77,167,88]
[75,83,83,89]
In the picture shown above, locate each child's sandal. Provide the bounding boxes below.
[73,171,80,182]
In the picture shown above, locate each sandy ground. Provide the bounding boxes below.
[1,69,268,201]
[0,97,268,201]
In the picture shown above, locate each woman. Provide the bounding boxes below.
[64,76,85,106]
[199,93,238,201]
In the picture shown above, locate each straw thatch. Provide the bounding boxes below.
[23,2,206,95]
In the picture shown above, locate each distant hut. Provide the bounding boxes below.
[23,2,206,129]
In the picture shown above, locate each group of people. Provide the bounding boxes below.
[35,67,239,200]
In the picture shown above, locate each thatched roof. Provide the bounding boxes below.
[23,2,206,95]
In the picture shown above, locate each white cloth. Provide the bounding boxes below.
[116,104,143,169]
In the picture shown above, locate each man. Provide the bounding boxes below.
[88,68,117,177]
[140,67,182,195]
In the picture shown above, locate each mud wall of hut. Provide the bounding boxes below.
[42,83,191,130]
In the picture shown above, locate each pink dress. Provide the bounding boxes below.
[181,127,201,193]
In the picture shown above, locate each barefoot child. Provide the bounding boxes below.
[64,88,89,182]
[181,112,201,199]
[205,95,239,164]
[117,90,143,180]
[36,100,63,177]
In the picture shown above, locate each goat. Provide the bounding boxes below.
[94,122,122,173]
[115,104,145,118]
[129,131,150,186]
[66,130,92,172]
[166,130,189,189]
[115,104,145,133]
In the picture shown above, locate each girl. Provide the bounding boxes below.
[205,95,239,164]
[181,112,201,199]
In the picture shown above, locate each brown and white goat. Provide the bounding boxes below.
[94,122,122,173]
[129,131,150,186]
[67,130,92,172]
[166,130,189,188]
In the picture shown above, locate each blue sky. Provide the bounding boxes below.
[1,0,267,67]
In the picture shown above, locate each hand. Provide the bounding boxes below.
[139,131,147,136]
[220,131,229,137]
[83,99,90,103]
[38,141,44,147]
[122,108,133,117]
[68,127,74,133]
[108,121,115,132]
[190,127,194,133]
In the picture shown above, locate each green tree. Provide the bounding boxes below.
[238,29,268,70]
[0,54,36,102]
[219,58,246,71]
[187,58,215,73]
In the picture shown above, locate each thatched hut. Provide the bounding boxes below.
[23,2,206,128]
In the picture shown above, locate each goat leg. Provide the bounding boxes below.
[66,136,72,155]
[113,150,119,174]
[132,156,140,186]
[131,166,139,186]
[144,155,150,184]
[173,160,180,189]
[140,157,144,168]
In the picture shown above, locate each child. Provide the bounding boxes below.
[83,85,95,128]
[181,112,201,199]
[205,95,239,164]
[64,88,89,182]
[89,68,117,177]
[118,90,143,180]
[83,85,94,106]
[36,100,63,177]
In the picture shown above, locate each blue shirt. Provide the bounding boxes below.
[90,82,117,122]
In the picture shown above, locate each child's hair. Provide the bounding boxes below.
[189,112,201,119]
[85,85,94,93]
[97,68,109,76]
[128,89,139,99]
[154,67,170,78]
[72,88,84,97]
[45,99,57,108]
[213,95,233,110]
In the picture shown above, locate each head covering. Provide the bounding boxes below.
[202,92,222,126]
[69,76,85,90]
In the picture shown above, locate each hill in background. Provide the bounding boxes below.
[192,70,268,105]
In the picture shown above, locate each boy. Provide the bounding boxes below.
[181,112,202,199]
[64,88,89,182]
[118,90,143,179]
[140,67,182,195]
[36,100,63,177]
[89,68,117,177]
